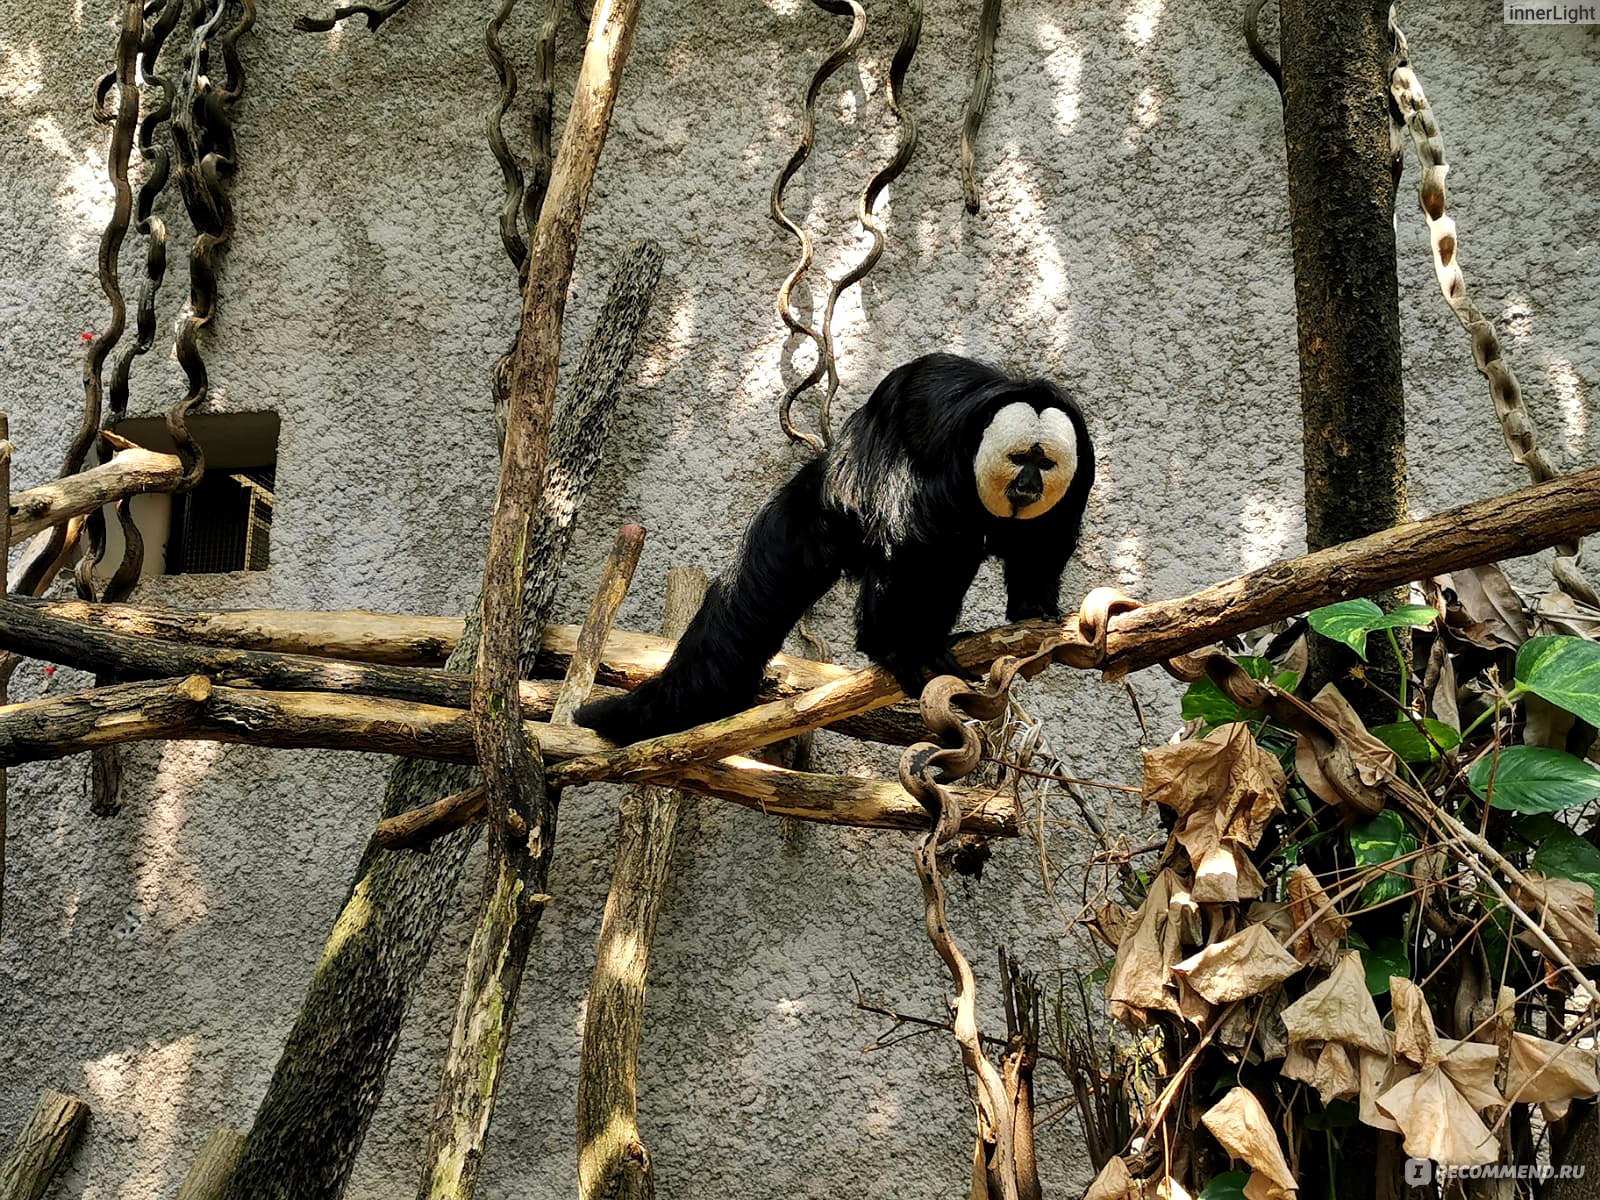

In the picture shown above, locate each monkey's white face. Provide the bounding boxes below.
[974,402,1078,520]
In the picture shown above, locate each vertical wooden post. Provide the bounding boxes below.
[177,1127,245,1200]
[0,413,12,937]
[576,565,707,1200]
[0,1090,89,1200]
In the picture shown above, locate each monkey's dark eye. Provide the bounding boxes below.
[1038,459,1055,471]
[1008,452,1031,466]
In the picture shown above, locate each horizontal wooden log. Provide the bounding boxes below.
[0,679,1012,836]
[21,598,461,665]
[548,465,1600,788]
[9,442,182,546]
[14,600,926,744]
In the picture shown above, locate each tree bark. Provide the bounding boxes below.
[0,413,10,936]
[7,439,182,547]
[420,526,643,1200]
[576,565,706,1200]
[13,600,927,744]
[1279,0,1408,710]
[472,0,642,874]
[178,1128,246,1200]
[219,240,663,1200]
[0,678,1016,837]
[0,1090,89,1200]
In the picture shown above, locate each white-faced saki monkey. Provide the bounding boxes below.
[577,353,1095,743]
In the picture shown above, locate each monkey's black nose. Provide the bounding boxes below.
[1006,464,1044,509]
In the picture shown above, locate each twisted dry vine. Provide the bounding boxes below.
[770,0,867,453]
[959,0,1002,215]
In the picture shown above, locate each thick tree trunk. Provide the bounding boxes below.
[576,565,706,1200]
[0,1090,89,1200]
[1279,0,1408,712]
[219,240,663,1200]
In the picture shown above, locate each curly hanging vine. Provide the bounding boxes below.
[814,0,921,433]
[15,0,143,597]
[770,0,867,454]
[488,0,562,431]
[958,0,1001,215]
[1242,0,1283,98]
[294,0,418,34]
[1386,6,1594,601]
[166,0,256,490]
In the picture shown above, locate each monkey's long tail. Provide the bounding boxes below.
[576,459,845,744]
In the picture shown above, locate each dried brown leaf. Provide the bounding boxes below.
[1294,686,1398,815]
[1285,865,1349,968]
[1505,1031,1600,1105]
[1510,873,1600,967]
[1357,1042,1405,1133]
[1281,951,1390,1055]
[1436,1038,1502,1111]
[1107,869,1184,1023]
[1312,1041,1360,1106]
[1175,924,1303,1004]
[1377,1063,1500,1166]
[1390,978,1442,1068]
[1085,1155,1149,1200]
[1442,565,1528,649]
[1201,1086,1297,1197]
[1145,723,1284,903]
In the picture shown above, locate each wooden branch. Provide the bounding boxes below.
[577,565,704,1200]
[0,678,1014,836]
[223,244,664,1200]
[423,524,643,1199]
[16,599,927,743]
[177,1127,245,1200]
[550,465,1600,789]
[7,437,182,547]
[0,1090,89,1200]
[472,0,642,881]
[21,598,461,665]
[0,414,10,938]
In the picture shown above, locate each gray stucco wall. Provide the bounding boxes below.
[1,2,1595,1197]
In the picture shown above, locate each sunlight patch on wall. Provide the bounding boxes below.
[1123,0,1165,45]
[1499,292,1533,347]
[1111,529,1147,590]
[997,163,1071,325]
[1035,18,1084,133]
[83,1036,197,1199]
[634,289,696,388]
[30,115,108,254]
[1546,357,1589,452]
[1236,488,1296,572]
[1124,85,1163,149]
[0,42,43,105]
[138,740,227,925]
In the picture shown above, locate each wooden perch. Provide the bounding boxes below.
[0,1089,88,1200]
[549,464,1600,789]
[7,437,182,547]
[577,565,704,1200]
[0,677,1014,836]
[9,599,927,744]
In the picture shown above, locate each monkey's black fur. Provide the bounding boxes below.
[576,354,1094,743]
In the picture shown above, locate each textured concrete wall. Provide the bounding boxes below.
[1,2,1595,1197]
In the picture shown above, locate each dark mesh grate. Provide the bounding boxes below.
[166,466,275,574]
